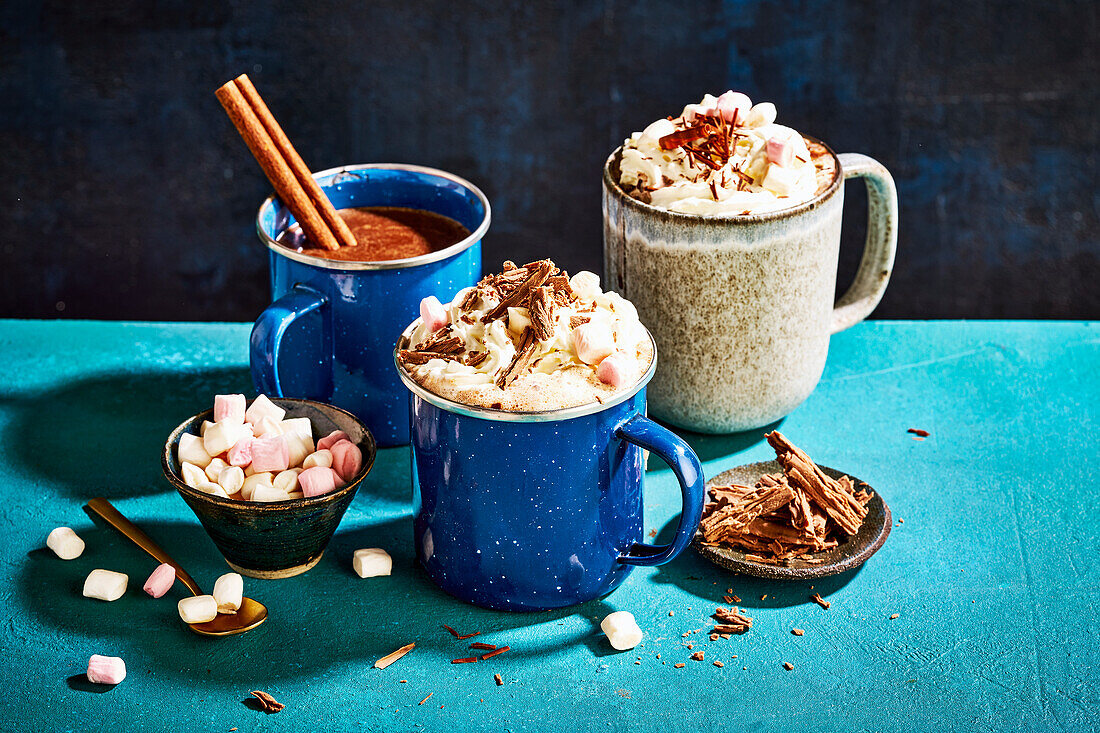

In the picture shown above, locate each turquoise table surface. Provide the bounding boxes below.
[0,319,1097,732]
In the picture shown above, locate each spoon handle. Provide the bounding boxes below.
[85,497,203,596]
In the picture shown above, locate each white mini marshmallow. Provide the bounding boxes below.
[178,432,213,469]
[762,163,800,196]
[86,655,126,685]
[280,417,313,441]
[180,462,207,489]
[83,569,128,602]
[240,472,274,501]
[251,483,291,503]
[273,468,302,493]
[572,322,616,365]
[204,457,229,482]
[744,101,777,128]
[252,416,284,438]
[213,394,246,424]
[218,465,245,495]
[203,420,245,457]
[284,431,312,468]
[200,420,214,436]
[303,449,333,470]
[569,271,602,301]
[420,295,449,333]
[601,611,643,650]
[353,548,392,578]
[507,307,532,334]
[245,394,285,424]
[178,595,218,624]
[46,527,85,560]
[212,572,243,614]
[143,563,176,598]
[199,480,230,498]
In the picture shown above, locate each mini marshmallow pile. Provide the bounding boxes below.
[618,90,823,215]
[177,394,363,501]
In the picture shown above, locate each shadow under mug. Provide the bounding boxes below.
[252,164,490,447]
[603,140,899,433]
[395,323,706,612]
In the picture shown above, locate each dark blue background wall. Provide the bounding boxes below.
[2,0,1097,321]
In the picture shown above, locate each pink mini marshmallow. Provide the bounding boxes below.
[250,435,289,473]
[596,352,631,388]
[716,90,751,125]
[572,323,616,366]
[143,563,176,598]
[420,295,449,333]
[87,655,126,685]
[329,439,363,483]
[316,430,350,452]
[299,466,338,498]
[213,394,246,424]
[226,437,253,468]
[766,136,793,167]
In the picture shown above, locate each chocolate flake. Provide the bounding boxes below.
[419,692,434,705]
[451,657,478,664]
[690,652,705,662]
[674,663,686,669]
[810,593,831,610]
[494,674,504,686]
[907,428,930,437]
[529,285,556,341]
[792,628,805,636]
[783,662,794,671]
[466,351,490,368]
[479,646,510,660]
[495,326,538,388]
[249,690,285,713]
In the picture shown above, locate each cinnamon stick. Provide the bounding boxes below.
[215,76,343,251]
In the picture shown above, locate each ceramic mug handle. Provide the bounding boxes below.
[250,285,332,398]
[831,153,899,333]
[615,414,705,566]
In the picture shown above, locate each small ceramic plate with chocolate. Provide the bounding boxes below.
[692,460,892,580]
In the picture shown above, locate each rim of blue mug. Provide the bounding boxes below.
[393,319,658,422]
[602,134,842,225]
[255,163,492,272]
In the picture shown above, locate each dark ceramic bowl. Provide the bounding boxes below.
[163,398,376,579]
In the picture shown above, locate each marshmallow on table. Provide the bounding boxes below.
[298,466,338,498]
[212,572,243,614]
[303,449,333,469]
[218,465,245,495]
[83,569,128,602]
[329,440,363,484]
[204,457,229,482]
[86,655,126,685]
[601,611,643,650]
[178,433,213,469]
[572,323,616,365]
[596,352,631,388]
[420,295,449,333]
[353,548,392,578]
[273,468,302,493]
[251,435,290,473]
[227,438,253,468]
[178,595,218,624]
[240,472,274,500]
[245,394,285,425]
[317,430,350,451]
[46,527,85,560]
[766,136,794,167]
[143,563,176,598]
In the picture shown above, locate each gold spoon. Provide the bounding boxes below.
[85,497,268,636]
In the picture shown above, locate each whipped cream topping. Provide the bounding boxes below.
[398,260,652,412]
[617,91,831,216]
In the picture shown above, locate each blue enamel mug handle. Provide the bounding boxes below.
[250,285,331,398]
[615,414,705,566]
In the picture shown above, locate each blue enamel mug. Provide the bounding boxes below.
[252,164,490,447]
[395,323,706,612]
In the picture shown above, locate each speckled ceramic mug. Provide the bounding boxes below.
[603,141,897,433]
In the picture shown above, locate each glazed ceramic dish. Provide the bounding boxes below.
[602,142,898,433]
[395,322,705,612]
[163,398,376,579]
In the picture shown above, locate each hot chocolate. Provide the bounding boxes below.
[397,260,653,412]
[277,206,470,262]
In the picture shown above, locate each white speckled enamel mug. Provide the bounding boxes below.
[603,140,898,433]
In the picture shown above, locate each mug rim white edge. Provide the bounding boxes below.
[255,163,492,272]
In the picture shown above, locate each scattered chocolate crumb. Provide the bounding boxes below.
[783,662,794,671]
[761,594,767,600]
[710,633,719,641]
[792,628,805,636]
[723,595,735,604]
[399,680,407,683]
[690,652,705,661]
[726,588,732,593]
[686,643,694,649]
[899,518,905,523]
[668,611,674,617]
[731,595,741,603]
[810,593,831,610]
[656,654,661,659]
[249,691,284,714]
[674,663,686,668]
[634,661,641,665]
[470,642,496,650]
[649,528,658,538]
[452,657,478,664]
[419,692,434,706]
[907,428,930,437]
[890,613,900,620]
[494,674,503,686]
[720,634,731,640]
[712,607,753,634]
[479,646,510,661]
[713,661,724,668]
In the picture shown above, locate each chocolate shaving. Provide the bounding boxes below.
[658,125,707,150]
[469,642,496,650]
[465,351,490,368]
[690,652,705,661]
[479,646,510,660]
[570,315,590,329]
[494,674,504,686]
[374,643,416,669]
[495,326,538,388]
[419,692,434,705]
[712,606,753,634]
[529,285,556,341]
[482,260,553,322]
[810,593,831,610]
[451,657,478,664]
[249,691,285,713]
[907,428,930,437]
